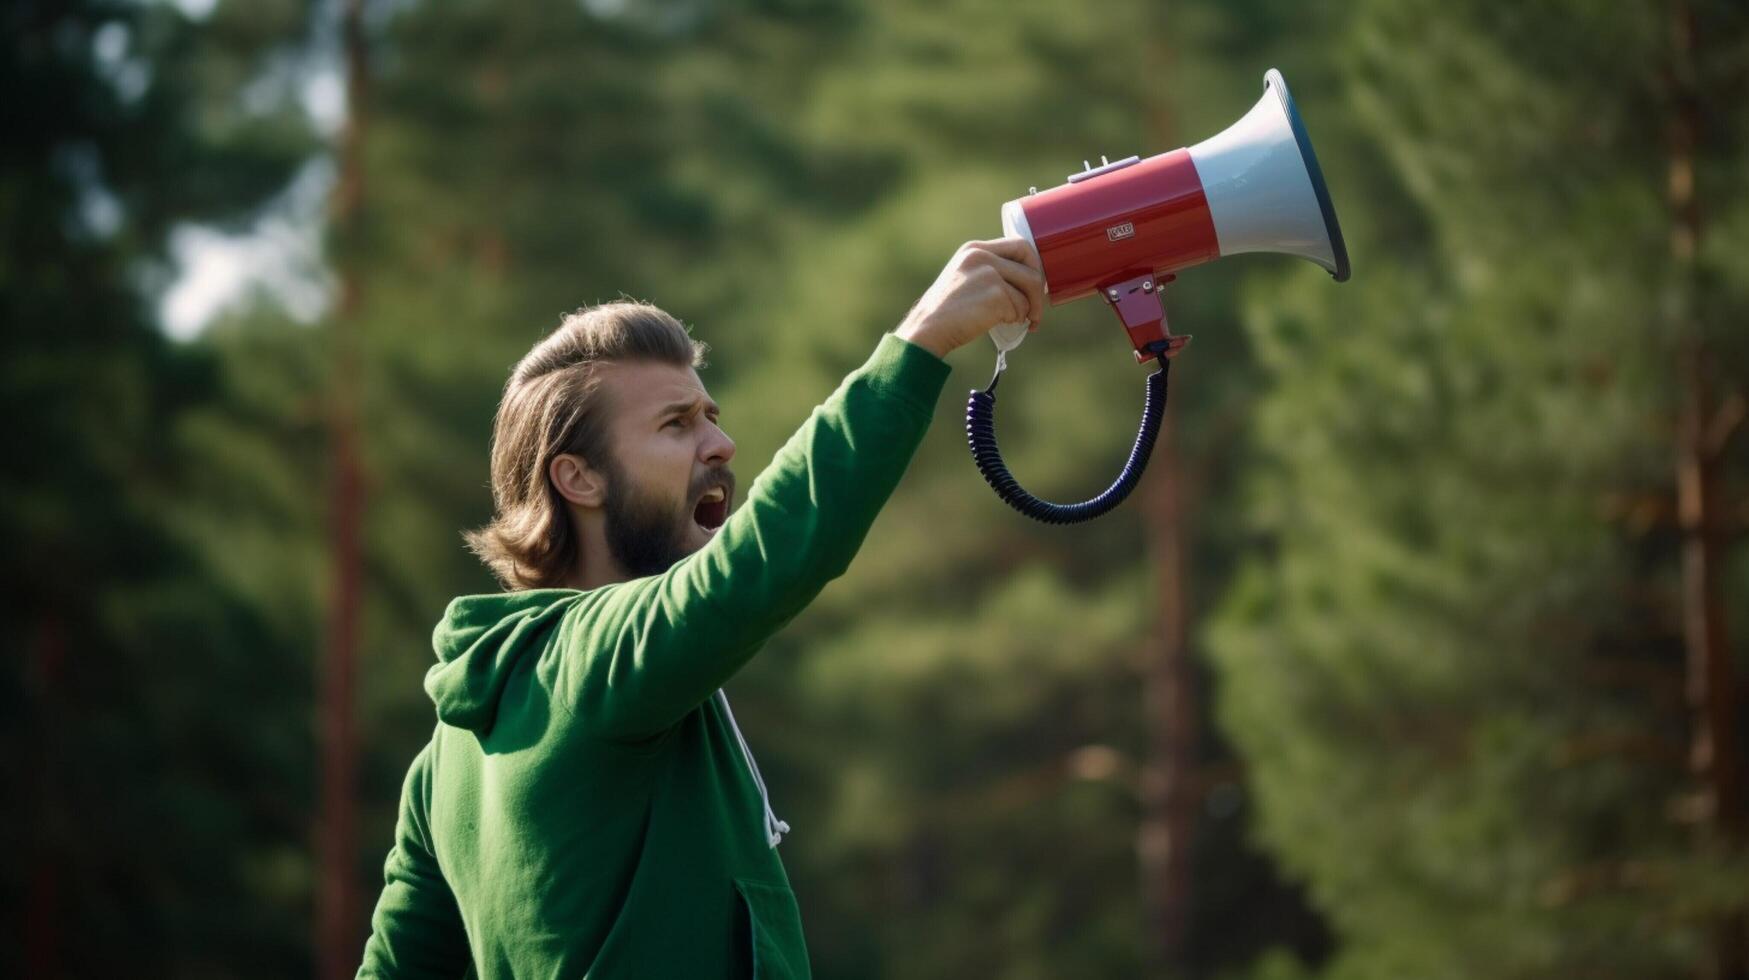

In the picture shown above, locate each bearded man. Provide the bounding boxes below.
[357,238,1045,979]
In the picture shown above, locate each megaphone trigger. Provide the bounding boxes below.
[1099,271,1193,362]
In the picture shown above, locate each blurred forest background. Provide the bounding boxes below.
[7,0,1749,977]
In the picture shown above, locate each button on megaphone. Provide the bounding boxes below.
[968,68,1351,524]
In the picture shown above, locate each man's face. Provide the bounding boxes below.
[595,360,737,578]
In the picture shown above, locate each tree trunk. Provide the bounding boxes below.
[316,0,370,976]
[1667,2,1746,977]
[1135,16,1201,972]
[27,614,66,977]
[1138,410,1200,973]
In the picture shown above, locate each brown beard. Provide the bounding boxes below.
[599,453,735,579]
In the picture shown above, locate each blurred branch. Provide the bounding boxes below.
[1539,859,1674,908]
[916,745,1238,826]
[1705,391,1744,458]
[1553,728,1688,769]
[1579,659,1687,708]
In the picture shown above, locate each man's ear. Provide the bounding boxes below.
[550,453,609,509]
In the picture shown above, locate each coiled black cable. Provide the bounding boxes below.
[965,351,1171,524]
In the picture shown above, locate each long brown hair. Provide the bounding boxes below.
[466,301,706,590]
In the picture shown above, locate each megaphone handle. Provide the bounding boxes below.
[1101,272,1191,362]
[965,351,1171,525]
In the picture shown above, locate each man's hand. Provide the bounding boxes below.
[895,238,1046,359]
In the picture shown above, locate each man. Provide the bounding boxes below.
[357,238,1045,978]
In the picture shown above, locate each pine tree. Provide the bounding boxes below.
[1209,2,1749,976]
[2,0,316,972]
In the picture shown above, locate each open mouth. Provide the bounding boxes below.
[692,486,729,532]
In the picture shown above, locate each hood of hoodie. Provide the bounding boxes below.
[425,589,584,735]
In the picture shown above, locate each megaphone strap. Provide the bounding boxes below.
[965,353,1170,525]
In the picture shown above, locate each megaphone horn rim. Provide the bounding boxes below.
[1265,68,1351,283]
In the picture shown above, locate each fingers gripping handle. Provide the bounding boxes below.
[965,355,1171,524]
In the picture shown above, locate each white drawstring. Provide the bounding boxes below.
[715,689,791,848]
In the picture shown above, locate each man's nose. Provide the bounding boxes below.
[701,423,735,467]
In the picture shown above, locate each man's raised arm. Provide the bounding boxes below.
[555,239,1045,739]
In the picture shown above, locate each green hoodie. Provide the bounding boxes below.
[358,334,951,979]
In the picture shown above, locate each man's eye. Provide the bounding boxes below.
[665,417,686,429]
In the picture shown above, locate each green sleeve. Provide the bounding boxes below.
[554,333,950,739]
[357,744,472,978]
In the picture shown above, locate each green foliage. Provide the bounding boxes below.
[2,0,317,973]
[1210,2,1749,977]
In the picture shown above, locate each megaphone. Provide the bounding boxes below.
[968,68,1351,523]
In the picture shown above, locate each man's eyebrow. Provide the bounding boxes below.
[655,397,720,418]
